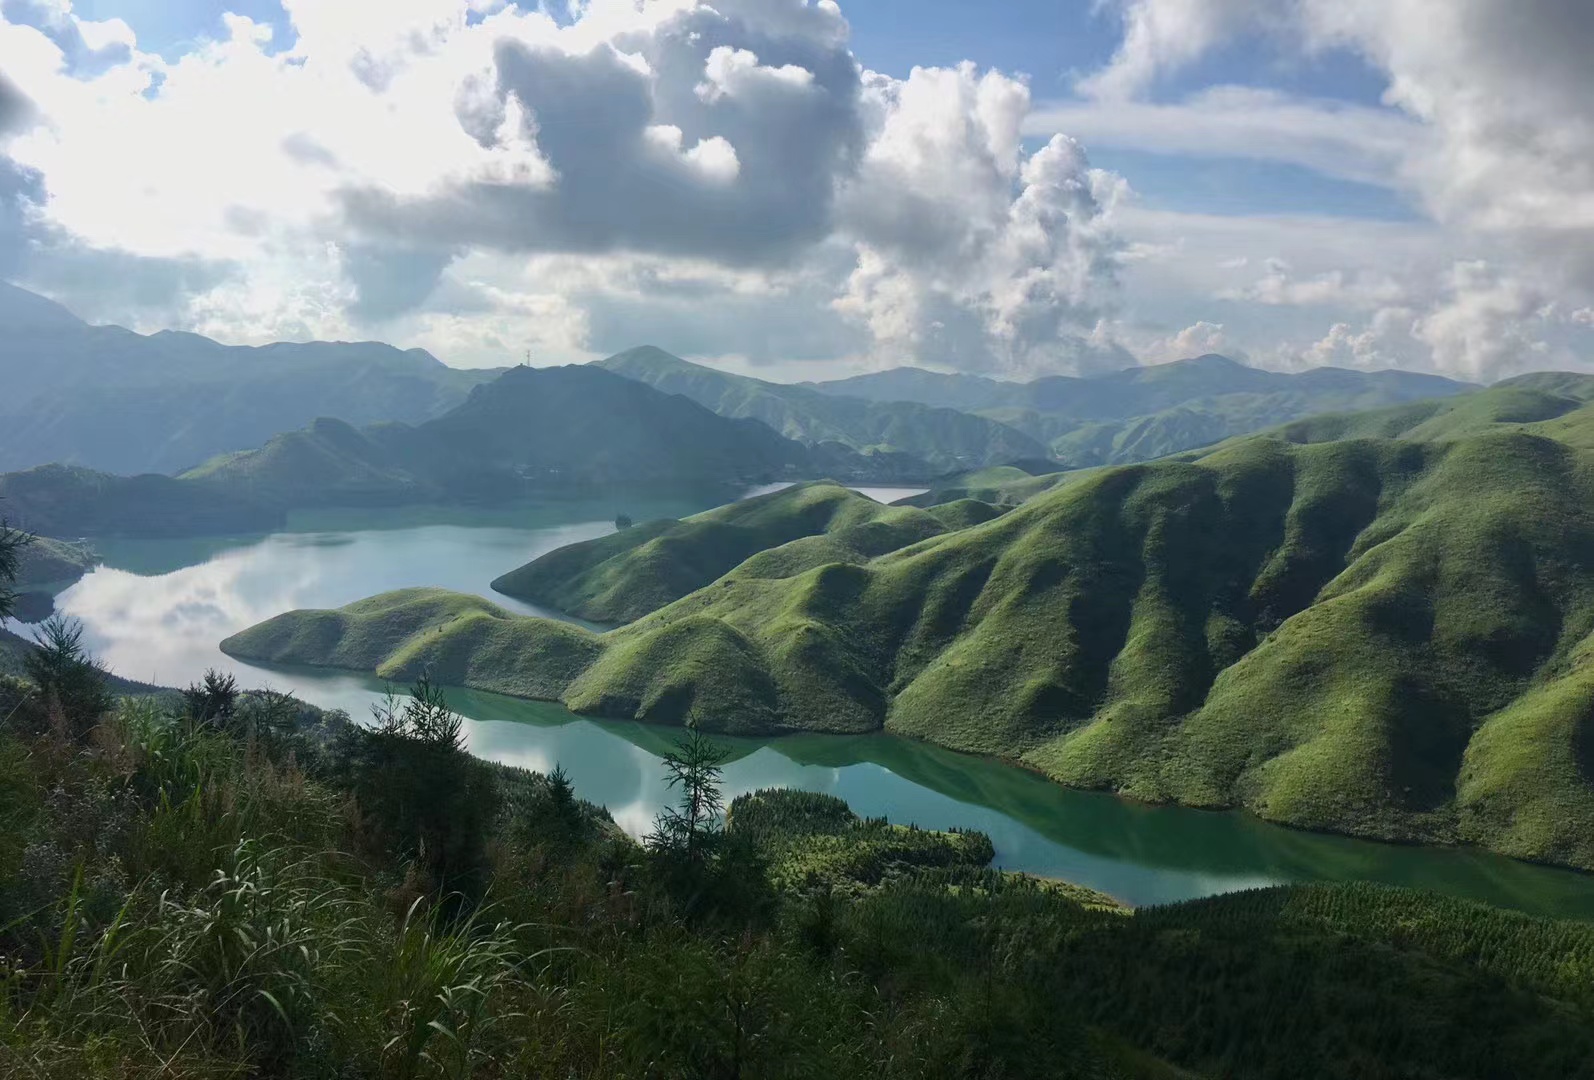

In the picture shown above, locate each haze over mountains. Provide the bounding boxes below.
[0,363,907,538]
[0,282,497,475]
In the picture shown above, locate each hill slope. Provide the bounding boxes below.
[491,481,989,623]
[227,406,1594,870]
[596,347,1046,472]
[11,365,901,536]
[0,281,498,475]
[184,365,869,510]
[812,355,1476,468]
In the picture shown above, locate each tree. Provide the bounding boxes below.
[647,727,727,867]
[0,519,32,623]
[183,668,239,731]
[339,674,498,907]
[24,615,111,737]
[614,513,634,530]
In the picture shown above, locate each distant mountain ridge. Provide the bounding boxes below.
[808,355,1477,468]
[0,281,501,475]
[0,365,922,537]
[595,347,1049,473]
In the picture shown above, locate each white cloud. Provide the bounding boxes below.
[1142,320,1228,362]
[1221,257,1408,309]
[1028,85,1425,190]
[0,0,1127,371]
[1073,0,1594,381]
[831,64,1127,374]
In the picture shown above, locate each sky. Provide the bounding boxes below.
[2,0,1593,384]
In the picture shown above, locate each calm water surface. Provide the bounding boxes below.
[23,488,1594,919]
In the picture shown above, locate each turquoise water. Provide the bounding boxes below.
[34,492,1594,919]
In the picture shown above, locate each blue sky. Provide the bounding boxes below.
[2,0,1591,381]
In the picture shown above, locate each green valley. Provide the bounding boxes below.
[227,384,1594,871]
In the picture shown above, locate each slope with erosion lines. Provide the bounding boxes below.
[225,410,1594,870]
[490,480,1001,623]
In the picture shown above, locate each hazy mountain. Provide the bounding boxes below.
[595,347,1047,472]
[0,281,500,475]
[183,365,913,512]
[810,355,1476,467]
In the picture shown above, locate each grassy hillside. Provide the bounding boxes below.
[228,410,1594,870]
[813,354,1477,469]
[901,464,1093,508]
[491,481,971,623]
[597,347,1046,472]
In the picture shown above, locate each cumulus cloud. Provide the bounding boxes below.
[1079,0,1594,380]
[832,65,1127,373]
[1283,261,1558,380]
[1221,258,1408,309]
[0,0,1127,375]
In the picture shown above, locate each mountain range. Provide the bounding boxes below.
[0,282,498,475]
[805,354,1474,468]
[0,365,914,537]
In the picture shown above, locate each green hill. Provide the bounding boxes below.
[596,347,1047,472]
[0,463,285,538]
[813,354,1477,468]
[184,365,926,513]
[491,481,976,623]
[227,405,1594,870]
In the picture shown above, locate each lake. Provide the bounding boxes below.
[28,488,1594,919]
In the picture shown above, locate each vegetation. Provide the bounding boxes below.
[492,481,961,622]
[10,535,94,590]
[598,345,1049,472]
[230,401,1594,870]
[0,519,25,621]
[0,463,285,538]
[6,613,1594,1077]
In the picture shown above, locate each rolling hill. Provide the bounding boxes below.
[595,347,1047,472]
[0,281,499,475]
[491,481,1002,623]
[226,383,1594,871]
[811,354,1476,467]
